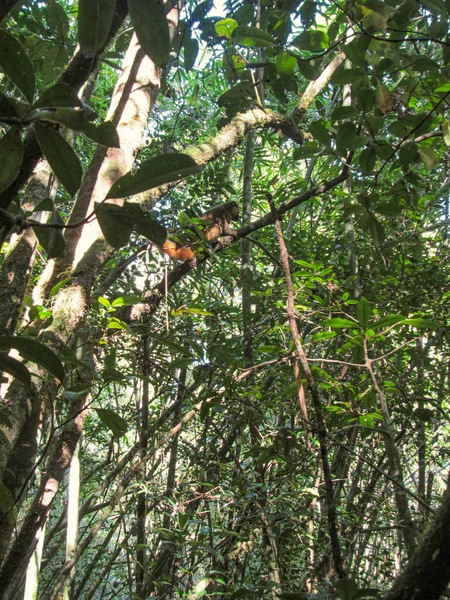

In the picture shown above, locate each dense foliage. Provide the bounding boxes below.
[0,0,449,599]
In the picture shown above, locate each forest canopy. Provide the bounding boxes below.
[0,0,449,599]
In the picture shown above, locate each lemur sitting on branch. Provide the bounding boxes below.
[161,201,239,261]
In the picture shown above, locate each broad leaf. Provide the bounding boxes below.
[215,18,238,39]
[95,202,131,248]
[129,0,171,67]
[231,26,276,47]
[33,82,82,109]
[0,127,23,193]
[78,0,117,57]
[356,297,372,331]
[106,153,202,199]
[325,318,358,329]
[0,336,64,381]
[276,51,296,76]
[0,30,35,103]
[35,123,83,197]
[95,408,128,438]
[402,318,441,329]
[183,35,199,71]
[293,30,329,51]
[0,354,31,386]
[82,121,120,147]
[121,203,167,246]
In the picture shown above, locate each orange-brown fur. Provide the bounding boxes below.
[162,201,239,261]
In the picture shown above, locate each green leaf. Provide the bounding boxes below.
[33,82,82,109]
[0,127,23,194]
[331,68,365,84]
[418,147,437,171]
[47,210,66,259]
[334,577,359,600]
[111,294,142,307]
[309,120,330,146]
[78,0,117,57]
[47,0,69,39]
[368,214,385,248]
[336,121,357,153]
[325,318,358,329]
[183,35,198,71]
[82,121,120,147]
[276,51,296,76]
[0,482,15,514]
[36,107,88,130]
[215,18,238,39]
[296,59,320,80]
[331,106,359,121]
[35,123,83,197]
[0,336,64,381]
[0,354,31,386]
[95,202,131,248]
[293,30,329,51]
[106,153,202,199]
[95,408,128,438]
[443,120,450,146]
[129,0,171,67]
[231,26,276,48]
[356,297,372,331]
[359,147,376,173]
[121,203,167,245]
[370,315,405,330]
[311,331,337,341]
[178,512,189,529]
[402,318,441,329]
[0,30,35,103]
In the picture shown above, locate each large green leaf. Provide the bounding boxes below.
[293,30,329,52]
[33,82,82,109]
[356,297,372,331]
[0,127,23,193]
[0,354,31,386]
[78,0,117,57]
[106,153,202,199]
[0,30,35,103]
[325,318,359,329]
[121,203,167,246]
[129,0,171,67]
[215,18,238,39]
[0,336,64,381]
[82,121,120,148]
[95,408,128,438]
[35,123,83,197]
[231,26,276,47]
[95,202,132,248]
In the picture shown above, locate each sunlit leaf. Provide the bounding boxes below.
[276,51,296,76]
[215,18,238,39]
